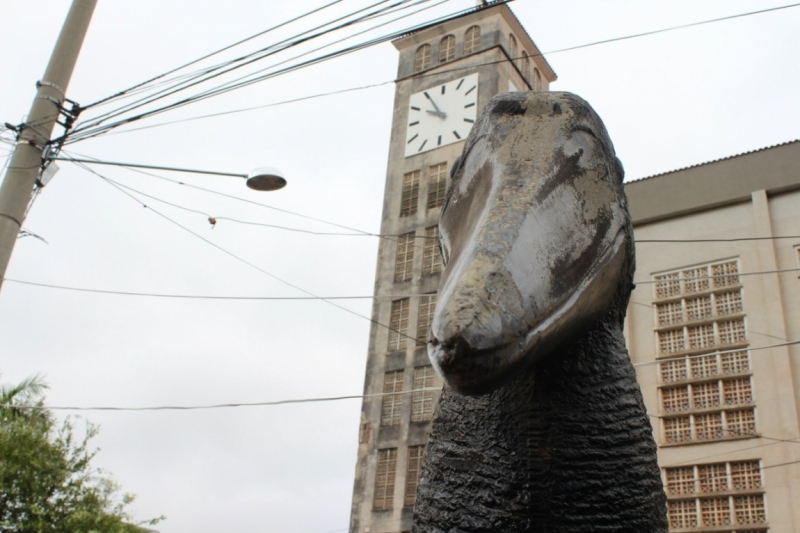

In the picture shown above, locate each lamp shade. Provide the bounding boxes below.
[246,167,287,191]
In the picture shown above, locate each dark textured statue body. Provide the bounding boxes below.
[413,92,667,532]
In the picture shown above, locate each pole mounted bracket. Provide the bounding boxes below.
[35,94,63,108]
[36,80,65,96]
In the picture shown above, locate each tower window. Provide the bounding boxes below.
[373,448,398,509]
[508,33,518,61]
[464,25,481,54]
[439,35,455,63]
[404,445,426,506]
[422,226,443,275]
[427,162,448,209]
[534,68,542,91]
[417,293,437,345]
[414,44,432,72]
[388,298,410,351]
[400,170,420,217]
[521,51,530,81]
[381,370,404,427]
[394,232,415,282]
[411,365,436,422]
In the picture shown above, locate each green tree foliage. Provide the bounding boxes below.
[0,374,162,533]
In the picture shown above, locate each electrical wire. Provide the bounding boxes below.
[38,0,406,134]
[54,154,431,269]
[61,150,377,236]
[637,236,800,243]
[634,268,800,285]
[10,387,441,412]
[64,0,448,141]
[58,1,800,143]
[631,340,800,369]
[70,0,405,126]
[75,161,420,343]
[1,278,427,300]
[629,301,789,344]
[666,437,792,467]
[81,0,349,110]
[89,171,432,253]
[55,153,800,247]
[63,0,511,144]
[83,80,395,139]
[6,265,800,303]
[73,0,402,124]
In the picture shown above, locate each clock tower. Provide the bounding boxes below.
[349,4,556,531]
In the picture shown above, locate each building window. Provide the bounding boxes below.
[394,232,415,282]
[374,448,398,510]
[404,445,426,507]
[661,351,750,384]
[508,33,518,61]
[400,170,420,217]
[521,51,530,81]
[414,44,431,72]
[359,420,372,444]
[388,298,410,351]
[464,25,481,54]
[417,293,437,345]
[411,365,436,422]
[655,260,756,445]
[664,461,766,530]
[422,226,443,275]
[660,375,756,443]
[439,35,455,63]
[427,162,448,209]
[654,261,745,356]
[381,370,404,427]
[533,68,542,91]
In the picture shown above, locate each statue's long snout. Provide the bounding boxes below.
[428,92,632,395]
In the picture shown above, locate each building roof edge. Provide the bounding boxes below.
[627,140,800,185]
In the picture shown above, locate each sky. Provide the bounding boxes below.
[1,1,799,532]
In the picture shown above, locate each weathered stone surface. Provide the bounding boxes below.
[414,92,667,532]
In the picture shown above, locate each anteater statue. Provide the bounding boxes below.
[413,91,668,532]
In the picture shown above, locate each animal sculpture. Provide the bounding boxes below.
[413,92,668,532]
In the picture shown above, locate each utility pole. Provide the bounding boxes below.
[0,0,97,293]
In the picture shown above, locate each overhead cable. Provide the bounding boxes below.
[76,162,420,343]
[631,340,800,368]
[12,387,441,412]
[64,0,453,142]
[63,1,800,143]
[81,0,348,110]
[2,278,427,301]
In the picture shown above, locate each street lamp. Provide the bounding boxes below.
[46,156,287,191]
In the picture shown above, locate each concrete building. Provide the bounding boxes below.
[348,4,556,532]
[627,139,800,533]
[348,2,800,531]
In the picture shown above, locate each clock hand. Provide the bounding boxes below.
[424,92,447,119]
[426,109,447,119]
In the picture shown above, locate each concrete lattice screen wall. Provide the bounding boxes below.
[627,142,800,533]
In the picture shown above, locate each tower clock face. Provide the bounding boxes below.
[404,73,479,157]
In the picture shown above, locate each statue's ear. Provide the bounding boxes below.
[450,156,462,181]
[614,156,625,183]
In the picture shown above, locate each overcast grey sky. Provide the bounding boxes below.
[1,1,799,532]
